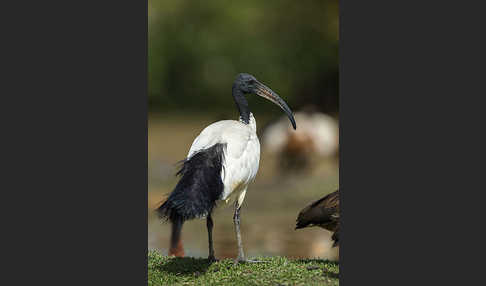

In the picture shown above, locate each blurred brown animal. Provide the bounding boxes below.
[281,130,316,170]
[295,190,340,247]
[262,110,339,172]
[154,195,185,257]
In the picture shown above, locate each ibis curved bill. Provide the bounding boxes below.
[253,81,296,130]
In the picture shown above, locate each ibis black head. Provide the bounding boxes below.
[233,73,296,129]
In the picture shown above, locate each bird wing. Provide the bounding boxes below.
[188,121,226,158]
[188,120,253,159]
[187,120,259,201]
[219,123,260,198]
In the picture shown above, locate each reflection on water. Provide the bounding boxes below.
[148,114,339,261]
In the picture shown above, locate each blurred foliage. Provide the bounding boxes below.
[149,0,339,115]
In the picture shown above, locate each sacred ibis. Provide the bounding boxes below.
[157,73,296,263]
[295,189,340,247]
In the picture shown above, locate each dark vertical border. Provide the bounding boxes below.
[338,0,344,284]
[2,0,148,284]
[341,0,484,285]
[338,0,344,283]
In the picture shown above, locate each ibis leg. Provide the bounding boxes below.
[233,192,268,264]
[206,214,217,262]
[233,201,245,261]
[169,217,185,257]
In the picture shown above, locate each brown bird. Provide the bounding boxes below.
[154,195,185,257]
[295,189,340,247]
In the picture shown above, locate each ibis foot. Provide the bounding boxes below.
[234,257,268,265]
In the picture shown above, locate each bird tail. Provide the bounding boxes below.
[155,144,226,256]
[156,144,225,222]
[156,194,181,222]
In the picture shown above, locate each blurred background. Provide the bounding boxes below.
[148,0,339,260]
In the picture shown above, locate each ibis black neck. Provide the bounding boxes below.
[232,85,250,124]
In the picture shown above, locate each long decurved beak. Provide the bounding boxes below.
[254,81,297,130]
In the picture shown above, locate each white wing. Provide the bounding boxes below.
[187,120,228,158]
[188,120,253,159]
[187,119,260,201]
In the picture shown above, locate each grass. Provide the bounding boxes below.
[148,250,339,286]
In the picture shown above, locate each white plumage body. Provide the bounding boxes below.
[187,113,260,206]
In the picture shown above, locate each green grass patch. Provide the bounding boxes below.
[148,250,339,286]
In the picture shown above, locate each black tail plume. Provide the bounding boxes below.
[156,143,226,223]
